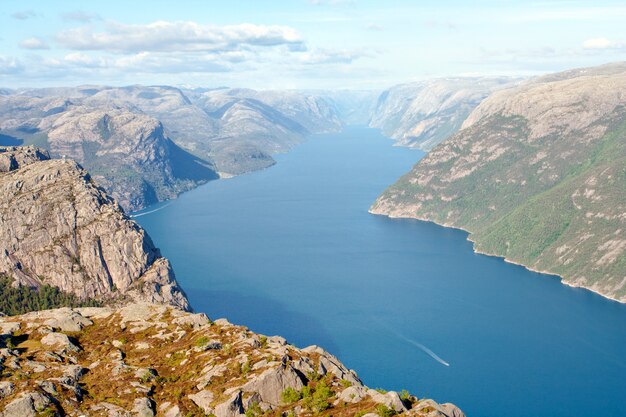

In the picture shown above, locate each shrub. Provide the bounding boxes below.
[375,404,397,417]
[303,380,333,413]
[281,387,302,404]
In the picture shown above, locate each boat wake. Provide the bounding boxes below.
[130,203,173,218]
[373,317,450,367]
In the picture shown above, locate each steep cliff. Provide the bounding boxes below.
[0,85,343,209]
[0,303,465,417]
[369,78,515,150]
[0,146,189,310]
[371,62,626,302]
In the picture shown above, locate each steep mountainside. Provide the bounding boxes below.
[0,89,218,212]
[371,62,626,302]
[0,303,464,417]
[0,85,343,208]
[182,88,342,174]
[0,146,189,310]
[369,78,515,150]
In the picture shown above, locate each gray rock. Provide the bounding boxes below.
[412,399,466,417]
[336,385,368,404]
[0,149,190,310]
[40,332,81,352]
[0,381,14,398]
[366,389,407,412]
[188,389,215,414]
[158,402,183,417]
[214,391,245,417]
[0,391,53,417]
[242,365,305,406]
[42,308,93,332]
[132,397,155,417]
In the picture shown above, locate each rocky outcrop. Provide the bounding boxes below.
[0,86,344,209]
[369,78,515,150]
[371,62,626,302]
[0,146,189,309]
[0,303,465,417]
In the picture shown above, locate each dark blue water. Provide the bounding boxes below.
[136,127,626,417]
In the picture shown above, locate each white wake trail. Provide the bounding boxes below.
[372,316,450,367]
[129,203,173,218]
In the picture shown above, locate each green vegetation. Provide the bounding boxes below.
[281,387,302,404]
[302,379,334,413]
[375,404,397,417]
[0,275,101,316]
[376,107,626,300]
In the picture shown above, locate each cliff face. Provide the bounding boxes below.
[0,146,189,310]
[371,62,626,302]
[0,303,465,417]
[0,85,343,210]
[369,78,515,151]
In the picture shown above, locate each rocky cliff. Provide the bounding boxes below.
[0,85,343,210]
[369,78,515,150]
[0,146,189,310]
[0,303,464,417]
[371,62,626,302]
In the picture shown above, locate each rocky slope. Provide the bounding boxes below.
[371,62,626,302]
[0,303,464,417]
[0,85,342,210]
[0,146,189,310]
[0,89,219,212]
[369,78,515,150]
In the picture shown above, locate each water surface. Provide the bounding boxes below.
[136,127,626,417]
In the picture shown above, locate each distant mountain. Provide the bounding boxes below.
[369,78,516,150]
[371,62,626,302]
[0,85,343,210]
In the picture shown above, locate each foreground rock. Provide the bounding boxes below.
[0,146,189,310]
[371,62,626,302]
[0,303,464,417]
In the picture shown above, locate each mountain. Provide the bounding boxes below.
[0,303,464,417]
[181,87,342,174]
[0,89,219,212]
[0,146,189,310]
[369,78,516,150]
[0,85,343,210]
[371,62,626,302]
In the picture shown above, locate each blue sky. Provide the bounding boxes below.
[1,0,626,89]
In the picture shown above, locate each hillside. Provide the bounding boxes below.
[0,303,464,417]
[369,78,515,151]
[0,146,189,310]
[371,62,626,302]
[0,86,342,211]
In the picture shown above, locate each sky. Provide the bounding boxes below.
[1,0,626,90]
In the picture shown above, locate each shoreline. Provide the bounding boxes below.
[368,208,626,305]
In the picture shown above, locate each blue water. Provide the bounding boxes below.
[136,127,626,417]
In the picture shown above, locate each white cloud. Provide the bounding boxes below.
[62,11,100,23]
[299,48,372,65]
[0,56,24,74]
[582,37,626,50]
[56,21,305,54]
[19,37,50,50]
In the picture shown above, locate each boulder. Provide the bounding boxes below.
[188,389,215,414]
[40,332,81,352]
[242,365,306,406]
[0,391,53,417]
[214,391,245,417]
[367,389,407,412]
